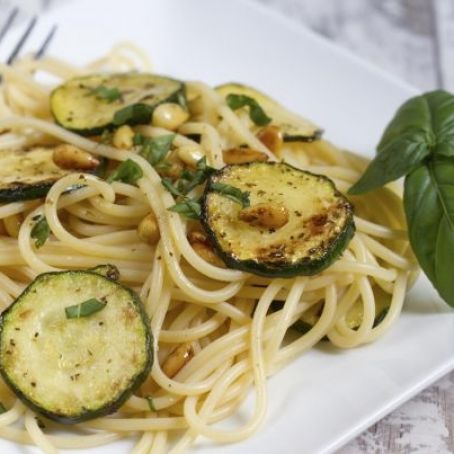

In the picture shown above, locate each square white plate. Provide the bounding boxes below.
[2,0,454,453]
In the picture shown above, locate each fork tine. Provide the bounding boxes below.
[6,16,37,65]
[34,24,57,59]
[0,7,19,44]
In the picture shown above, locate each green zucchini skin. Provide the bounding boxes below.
[0,146,104,203]
[51,73,186,136]
[201,162,355,278]
[0,270,153,424]
[0,181,57,203]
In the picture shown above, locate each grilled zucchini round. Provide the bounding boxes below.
[0,270,153,424]
[201,162,354,277]
[51,73,185,135]
[216,83,322,142]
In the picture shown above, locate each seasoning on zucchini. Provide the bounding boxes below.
[0,147,73,203]
[51,73,186,135]
[216,83,322,142]
[201,162,354,277]
[0,145,103,203]
[0,270,153,424]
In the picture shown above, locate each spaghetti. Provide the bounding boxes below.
[0,43,416,453]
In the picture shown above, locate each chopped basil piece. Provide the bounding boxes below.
[133,132,145,146]
[226,93,272,126]
[161,178,185,197]
[146,396,156,411]
[65,298,106,319]
[210,182,250,208]
[31,216,50,249]
[113,104,153,126]
[169,199,201,220]
[107,159,143,185]
[0,402,6,414]
[140,134,175,167]
[87,85,121,103]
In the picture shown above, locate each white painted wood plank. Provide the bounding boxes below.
[435,0,454,90]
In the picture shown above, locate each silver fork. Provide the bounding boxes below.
[0,7,57,65]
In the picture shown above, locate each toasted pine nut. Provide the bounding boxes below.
[257,125,283,154]
[3,214,22,238]
[162,343,194,378]
[222,147,268,165]
[53,144,100,170]
[187,229,208,245]
[192,242,225,267]
[113,125,134,149]
[177,144,205,167]
[239,203,289,229]
[152,103,189,131]
[137,212,160,245]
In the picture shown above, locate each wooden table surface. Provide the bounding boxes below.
[2,0,454,452]
[253,1,454,453]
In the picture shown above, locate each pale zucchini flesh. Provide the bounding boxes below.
[51,73,185,135]
[0,270,152,423]
[0,147,73,202]
[216,83,322,142]
[202,162,354,277]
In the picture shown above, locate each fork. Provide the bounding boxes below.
[0,6,57,65]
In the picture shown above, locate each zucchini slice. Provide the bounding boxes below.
[201,162,354,277]
[0,146,102,203]
[51,73,185,135]
[0,270,152,424]
[216,83,322,142]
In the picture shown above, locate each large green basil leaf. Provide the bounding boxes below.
[349,90,454,195]
[404,159,454,307]
[348,132,429,194]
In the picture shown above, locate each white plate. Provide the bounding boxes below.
[2,0,454,453]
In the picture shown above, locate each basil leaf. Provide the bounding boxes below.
[133,133,145,146]
[146,396,156,411]
[0,402,6,414]
[140,134,175,166]
[31,216,50,249]
[113,103,153,126]
[349,132,430,194]
[65,298,106,319]
[349,90,454,194]
[161,177,184,197]
[404,159,454,307]
[107,159,143,184]
[226,94,272,126]
[169,199,201,220]
[211,182,250,208]
[87,85,121,103]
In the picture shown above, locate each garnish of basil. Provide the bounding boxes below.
[65,298,106,319]
[113,104,153,126]
[107,159,143,185]
[139,134,175,167]
[168,198,202,220]
[226,93,272,126]
[211,182,250,208]
[162,156,216,220]
[146,396,156,411]
[349,90,454,307]
[87,85,121,103]
[31,215,50,249]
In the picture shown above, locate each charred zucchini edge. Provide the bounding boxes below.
[201,162,355,278]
